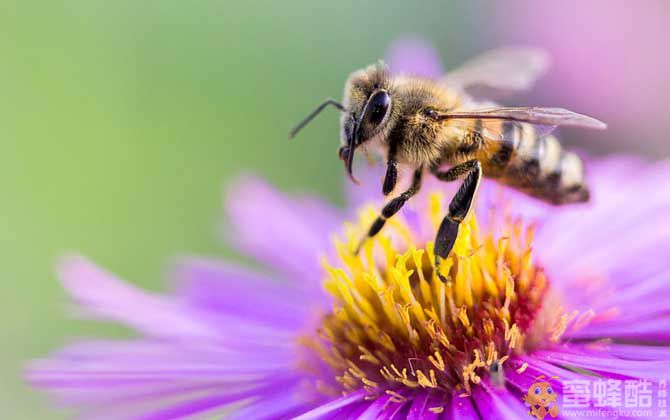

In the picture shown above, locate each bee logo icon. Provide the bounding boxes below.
[523,375,560,419]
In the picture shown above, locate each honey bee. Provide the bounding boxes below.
[290,47,606,269]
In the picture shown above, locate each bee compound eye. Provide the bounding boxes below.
[367,91,391,126]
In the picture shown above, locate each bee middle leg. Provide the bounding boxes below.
[354,168,423,254]
[434,161,482,281]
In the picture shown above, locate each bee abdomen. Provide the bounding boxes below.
[548,151,590,204]
[483,122,589,204]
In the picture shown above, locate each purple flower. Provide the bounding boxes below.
[27,157,670,419]
[28,41,670,419]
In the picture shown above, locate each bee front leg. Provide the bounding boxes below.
[354,168,422,255]
[382,159,398,196]
[383,145,399,196]
[434,161,482,281]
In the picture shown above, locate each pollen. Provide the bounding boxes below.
[304,192,574,398]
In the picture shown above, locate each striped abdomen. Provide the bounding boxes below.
[477,121,589,204]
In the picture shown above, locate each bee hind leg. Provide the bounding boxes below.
[434,161,482,281]
[430,159,480,182]
[354,168,423,255]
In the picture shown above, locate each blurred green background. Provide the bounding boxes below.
[2,1,668,418]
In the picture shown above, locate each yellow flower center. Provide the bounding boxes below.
[302,193,578,399]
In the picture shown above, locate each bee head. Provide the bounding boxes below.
[339,64,394,183]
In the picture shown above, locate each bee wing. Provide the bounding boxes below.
[443,108,605,182]
[438,107,607,146]
[443,107,607,130]
[443,47,550,92]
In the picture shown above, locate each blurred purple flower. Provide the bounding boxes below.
[386,36,444,78]
[491,1,670,155]
[27,40,670,419]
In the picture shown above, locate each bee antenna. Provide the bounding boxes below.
[289,99,345,139]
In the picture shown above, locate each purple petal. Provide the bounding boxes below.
[406,392,429,419]
[406,391,443,420]
[386,36,443,78]
[449,394,479,419]
[357,394,394,419]
[27,338,309,419]
[292,390,367,420]
[338,401,376,419]
[539,158,670,273]
[223,176,341,290]
[172,257,315,330]
[57,256,306,349]
[533,350,670,380]
[580,343,670,361]
[385,398,411,420]
[28,340,294,381]
[57,256,216,339]
[570,316,670,343]
[133,376,306,420]
[528,158,670,341]
[136,383,290,420]
[472,382,528,420]
[225,383,313,420]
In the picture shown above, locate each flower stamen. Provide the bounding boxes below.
[303,192,581,398]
